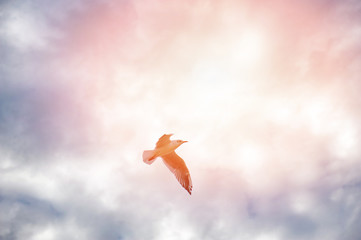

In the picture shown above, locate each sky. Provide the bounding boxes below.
[1,0,361,239]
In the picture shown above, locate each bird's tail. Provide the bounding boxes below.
[143,150,156,165]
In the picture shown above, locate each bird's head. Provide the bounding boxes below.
[174,139,188,147]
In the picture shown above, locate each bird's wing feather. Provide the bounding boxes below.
[161,151,193,195]
[156,134,173,148]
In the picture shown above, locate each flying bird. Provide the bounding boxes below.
[143,134,193,195]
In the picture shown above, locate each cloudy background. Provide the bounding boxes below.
[1,0,361,239]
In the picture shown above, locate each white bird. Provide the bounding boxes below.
[143,134,193,195]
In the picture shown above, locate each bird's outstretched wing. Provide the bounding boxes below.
[161,151,193,195]
[156,134,173,148]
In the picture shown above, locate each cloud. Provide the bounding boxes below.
[1,0,361,239]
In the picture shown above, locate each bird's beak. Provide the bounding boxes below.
[182,140,188,143]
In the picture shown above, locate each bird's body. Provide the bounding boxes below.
[153,141,181,158]
[143,134,193,195]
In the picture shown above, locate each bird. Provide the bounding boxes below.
[143,134,193,195]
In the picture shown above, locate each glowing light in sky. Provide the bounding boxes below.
[234,29,266,68]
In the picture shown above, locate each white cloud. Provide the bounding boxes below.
[0,7,62,52]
